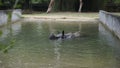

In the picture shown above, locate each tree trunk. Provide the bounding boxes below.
[46,0,54,13]
[47,0,83,13]
[78,0,83,12]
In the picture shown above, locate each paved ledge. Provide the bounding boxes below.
[99,10,120,39]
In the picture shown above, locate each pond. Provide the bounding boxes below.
[0,20,120,68]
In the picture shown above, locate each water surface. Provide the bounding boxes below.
[0,20,120,68]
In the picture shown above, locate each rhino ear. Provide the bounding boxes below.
[62,30,64,34]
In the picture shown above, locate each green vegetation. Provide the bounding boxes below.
[0,0,49,9]
[0,30,2,36]
[0,23,16,53]
[32,0,49,4]
[8,11,12,22]
[0,32,16,53]
[114,0,120,4]
[2,39,16,53]
[0,0,120,12]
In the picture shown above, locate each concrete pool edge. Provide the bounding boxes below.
[99,10,120,40]
[0,9,22,27]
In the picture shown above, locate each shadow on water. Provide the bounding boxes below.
[0,21,120,68]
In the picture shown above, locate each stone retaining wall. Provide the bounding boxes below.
[0,9,22,26]
[11,9,22,22]
[0,11,8,26]
[99,10,120,39]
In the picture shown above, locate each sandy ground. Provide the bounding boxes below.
[23,16,98,22]
[22,12,99,22]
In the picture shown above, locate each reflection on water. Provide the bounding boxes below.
[53,40,61,68]
[0,21,120,68]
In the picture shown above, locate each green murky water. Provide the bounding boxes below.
[0,20,120,68]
